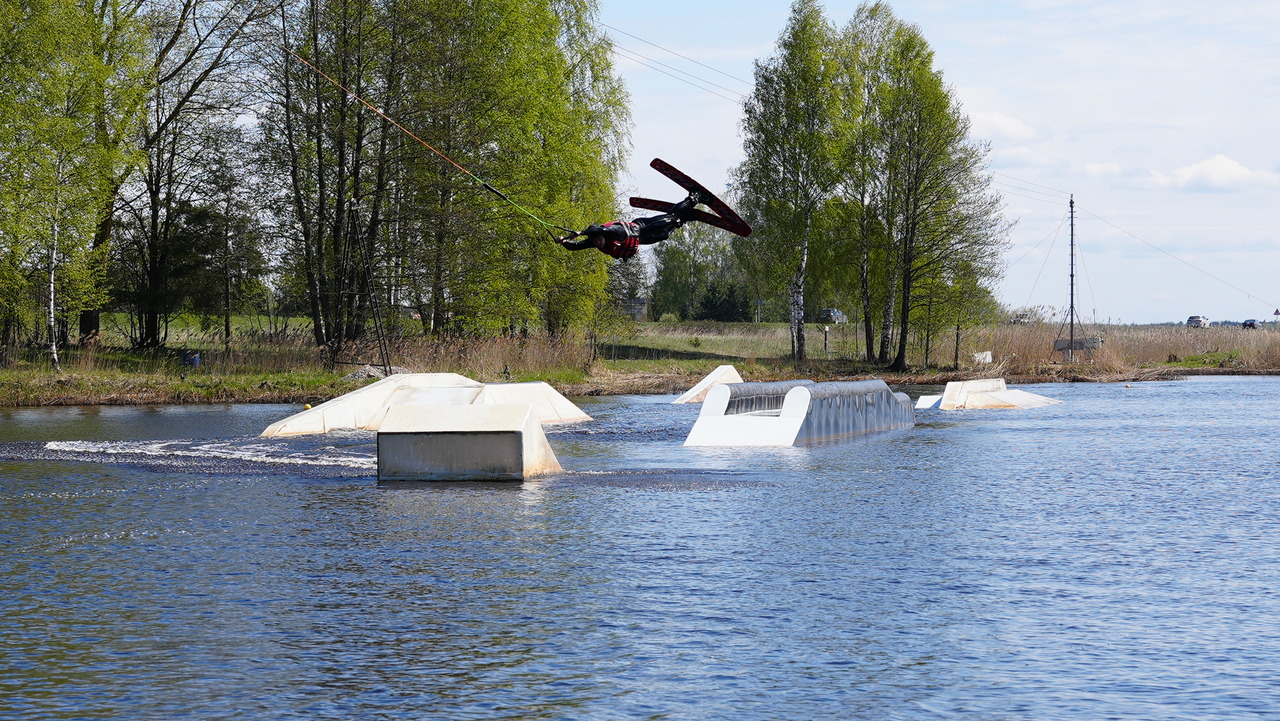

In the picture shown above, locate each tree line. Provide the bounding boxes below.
[652,1,1010,370]
[1,0,627,367]
[3,0,1010,372]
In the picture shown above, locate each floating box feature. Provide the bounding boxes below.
[915,378,1062,411]
[260,373,589,437]
[684,379,913,447]
[376,403,562,482]
[715,379,814,415]
[672,364,745,404]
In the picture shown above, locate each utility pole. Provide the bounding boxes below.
[1068,195,1076,362]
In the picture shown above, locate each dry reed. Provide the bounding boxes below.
[973,323,1280,376]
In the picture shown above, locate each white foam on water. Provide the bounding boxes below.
[44,439,377,470]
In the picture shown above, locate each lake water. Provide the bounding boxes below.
[2,376,1279,720]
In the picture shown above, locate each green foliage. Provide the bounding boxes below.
[1,0,624,359]
[650,223,753,322]
[0,0,1012,374]
[734,0,845,361]
[0,0,147,353]
[260,0,626,354]
[733,1,1010,370]
[1160,349,1242,368]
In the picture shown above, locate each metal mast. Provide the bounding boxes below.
[1068,195,1076,362]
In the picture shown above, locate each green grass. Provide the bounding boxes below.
[8,318,1278,407]
[628,321,793,359]
[0,368,364,406]
[509,367,589,386]
[1157,350,1245,368]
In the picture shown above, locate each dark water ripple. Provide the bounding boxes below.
[2,378,1280,719]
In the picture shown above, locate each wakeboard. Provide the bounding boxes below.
[629,158,752,237]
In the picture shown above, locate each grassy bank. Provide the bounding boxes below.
[3,320,1279,406]
[0,369,368,406]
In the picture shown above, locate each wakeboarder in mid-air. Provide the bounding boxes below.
[556,158,752,260]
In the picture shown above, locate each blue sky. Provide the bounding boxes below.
[597,0,1280,324]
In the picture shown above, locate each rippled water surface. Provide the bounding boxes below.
[3,376,1280,719]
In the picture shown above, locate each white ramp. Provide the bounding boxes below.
[477,382,592,423]
[376,403,562,481]
[917,378,1061,411]
[261,373,480,437]
[915,394,942,410]
[684,379,913,447]
[260,373,590,437]
[672,364,744,404]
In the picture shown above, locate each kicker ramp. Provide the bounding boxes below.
[672,364,745,404]
[684,379,914,447]
[915,378,1061,410]
[260,373,590,437]
[377,403,562,481]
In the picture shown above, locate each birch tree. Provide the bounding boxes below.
[872,21,1007,371]
[0,0,139,363]
[828,2,1008,370]
[736,0,838,362]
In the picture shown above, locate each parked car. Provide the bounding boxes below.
[816,308,848,324]
[1009,312,1033,325]
[1243,319,1259,329]
[1186,315,1208,328]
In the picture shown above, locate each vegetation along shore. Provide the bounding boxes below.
[5,2,1274,409]
[3,319,1278,408]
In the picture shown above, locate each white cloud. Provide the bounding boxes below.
[970,111,1038,142]
[1150,155,1279,191]
[994,146,1057,167]
[1082,162,1123,177]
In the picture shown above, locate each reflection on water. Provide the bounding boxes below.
[3,377,1280,719]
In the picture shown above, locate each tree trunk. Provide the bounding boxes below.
[281,11,327,348]
[923,296,933,368]
[953,323,961,370]
[48,224,60,372]
[890,271,912,371]
[78,172,121,344]
[877,278,895,364]
[223,213,232,355]
[858,204,876,364]
[890,242,914,371]
[789,237,809,362]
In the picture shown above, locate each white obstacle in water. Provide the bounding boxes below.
[684,379,914,447]
[914,378,1061,411]
[474,382,593,424]
[672,364,744,404]
[376,403,562,481]
[259,373,590,437]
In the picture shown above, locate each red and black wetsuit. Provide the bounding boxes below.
[558,194,700,259]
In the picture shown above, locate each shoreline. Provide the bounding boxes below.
[0,365,1269,408]
[558,365,1208,397]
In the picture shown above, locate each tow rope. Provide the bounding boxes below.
[285,47,575,240]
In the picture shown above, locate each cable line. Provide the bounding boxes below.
[1022,214,1066,309]
[599,21,753,86]
[1074,220,1100,323]
[613,43,746,99]
[992,179,1068,201]
[992,171,1071,197]
[285,47,574,239]
[997,186,1071,206]
[611,46,744,103]
[1008,210,1069,268]
[1080,206,1280,309]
